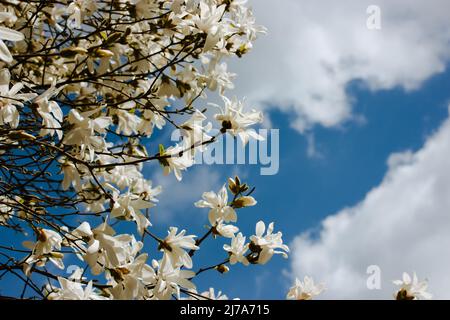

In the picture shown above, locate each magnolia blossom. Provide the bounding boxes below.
[47,278,106,300]
[393,272,432,300]
[193,2,226,52]
[286,276,325,300]
[68,221,135,275]
[63,108,112,159]
[0,69,36,128]
[22,229,64,271]
[110,165,143,190]
[249,221,289,265]
[215,220,239,238]
[131,178,162,203]
[151,257,196,300]
[179,110,212,153]
[160,143,195,181]
[111,192,153,235]
[224,232,249,266]
[0,196,13,225]
[160,227,198,269]
[59,158,83,191]
[213,96,264,145]
[112,104,142,136]
[34,83,64,139]
[66,0,97,29]
[187,288,230,300]
[195,184,237,226]
[107,253,156,300]
[0,25,23,63]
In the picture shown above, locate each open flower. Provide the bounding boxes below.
[187,288,230,300]
[22,229,64,272]
[223,232,249,265]
[0,69,36,128]
[287,276,325,300]
[151,256,196,300]
[0,26,23,63]
[111,192,153,235]
[160,142,195,181]
[248,221,289,265]
[0,195,14,225]
[63,108,112,159]
[47,277,107,300]
[393,272,432,300]
[107,253,156,300]
[195,184,237,226]
[68,221,136,275]
[193,2,226,52]
[34,83,64,139]
[213,96,263,145]
[159,227,198,269]
[214,220,239,238]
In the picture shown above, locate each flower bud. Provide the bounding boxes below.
[215,264,230,274]
[233,196,257,209]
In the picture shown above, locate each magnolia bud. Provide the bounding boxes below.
[233,196,257,209]
[215,264,230,274]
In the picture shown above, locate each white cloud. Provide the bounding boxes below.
[290,106,450,299]
[150,166,221,224]
[231,0,450,132]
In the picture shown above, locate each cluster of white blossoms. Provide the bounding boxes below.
[0,0,291,300]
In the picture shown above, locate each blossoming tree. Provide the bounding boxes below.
[0,0,434,301]
[0,0,293,300]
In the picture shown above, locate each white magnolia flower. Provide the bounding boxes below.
[109,165,142,190]
[59,158,83,191]
[0,26,23,63]
[47,277,106,300]
[0,196,14,225]
[160,227,198,269]
[393,272,432,300]
[223,232,249,265]
[193,2,226,52]
[203,58,235,94]
[249,221,289,265]
[113,103,142,136]
[195,184,237,226]
[111,192,153,235]
[67,0,97,29]
[108,253,156,300]
[68,221,135,275]
[130,178,162,203]
[0,69,36,128]
[286,276,325,300]
[63,108,112,159]
[187,287,229,300]
[151,256,196,300]
[34,83,64,139]
[22,229,64,271]
[180,109,212,153]
[213,96,263,145]
[215,220,239,238]
[160,142,195,181]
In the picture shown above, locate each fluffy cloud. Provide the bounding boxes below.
[290,106,450,299]
[231,0,450,131]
